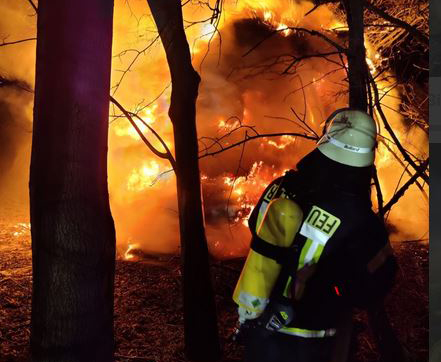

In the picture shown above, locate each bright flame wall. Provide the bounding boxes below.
[0,0,429,259]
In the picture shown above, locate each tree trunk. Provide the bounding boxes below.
[343,0,368,110]
[30,1,116,361]
[343,1,408,361]
[146,1,221,361]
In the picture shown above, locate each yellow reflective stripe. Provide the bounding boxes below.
[279,326,336,338]
[297,238,313,269]
[312,243,325,264]
[283,276,293,298]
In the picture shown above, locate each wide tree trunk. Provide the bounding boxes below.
[30,1,116,361]
[146,1,221,361]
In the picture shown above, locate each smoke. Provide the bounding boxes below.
[0,1,35,210]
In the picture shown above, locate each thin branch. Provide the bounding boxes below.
[379,138,428,202]
[373,166,384,217]
[111,34,161,95]
[26,0,38,13]
[369,73,429,184]
[109,96,177,169]
[304,4,321,17]
[199,132,317,158]
[0,37,36,47]
[365,1,428,45]
[382,158,429,215]
[226,131,248,227]
[0,75,33,93]
[243,27,346,58]
[282,51,342,74]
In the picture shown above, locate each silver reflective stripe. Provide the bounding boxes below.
[326,135,372,154]
[279,326,336,338]
[300,223,329,245]
[303,240,321,265]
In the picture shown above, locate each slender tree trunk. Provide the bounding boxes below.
[342,1,408,361]
[343,0,368,110]
[30,1,116,361]
[146,1,221,361]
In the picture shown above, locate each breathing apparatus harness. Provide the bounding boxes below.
[233,170,311,341]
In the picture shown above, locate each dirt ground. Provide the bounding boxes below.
[0,206,428,362]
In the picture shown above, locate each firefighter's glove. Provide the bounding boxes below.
[260,299,295,332]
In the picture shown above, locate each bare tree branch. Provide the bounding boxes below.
[109,96,177,169]
[0,37,36,47]
[111,35,161,95]
[365,1,428,45]
[0,75,33,92]
[26,0,38,13]
[199,132,317,158]
[379,138,428,202]
[243,27,347,58]
[382,158,429,215]
[369,73,429,184]
[373,166,384,216]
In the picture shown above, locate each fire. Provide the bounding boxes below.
[124,242,140,260]
[0,0,428,261]
[266,135,297,149]
[127,161,161,192]
[13,222,31,237]
[218,118,241,131]
[105,0,427,258]
[113,105,158,140]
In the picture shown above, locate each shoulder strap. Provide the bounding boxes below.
[250,237,300,266]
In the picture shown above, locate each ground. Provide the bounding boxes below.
[0,206,428,362]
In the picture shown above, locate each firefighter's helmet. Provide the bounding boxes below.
[317,109,377,167]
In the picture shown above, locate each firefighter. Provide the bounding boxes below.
[233,109,397,362]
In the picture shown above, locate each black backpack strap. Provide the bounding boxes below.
[250,237,300,265]
[270,231,307,299]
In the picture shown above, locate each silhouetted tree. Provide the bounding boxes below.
[145,1,221,361]
[342,1,409,361]
[30,1,116,360]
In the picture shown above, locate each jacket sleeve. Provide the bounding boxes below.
[334,214,397,309]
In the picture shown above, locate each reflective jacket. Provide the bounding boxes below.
[234,169,397,337]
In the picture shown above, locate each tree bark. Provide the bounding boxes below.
[343,1,409,361]
[343,0,368,110]
[30,1,116,361]
[146,1,221,361]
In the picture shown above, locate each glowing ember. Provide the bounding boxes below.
[276,23,291,37]
[124,242,140,260]
[13,223,31,237]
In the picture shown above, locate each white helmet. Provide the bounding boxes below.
[317,109,377,167]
